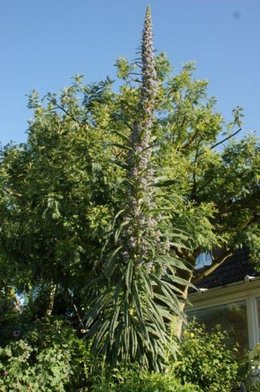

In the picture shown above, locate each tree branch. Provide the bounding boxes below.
[198,128,242,156]
[182,129,200,150]
[46,98,84,126]
[192,251,233,284]
[196,176,214,194]
[191,140,202,198]
[66,289,85,330]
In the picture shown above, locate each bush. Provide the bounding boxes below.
[0,317,90,391]
[173,322,239,392]
[238,344,260,391]
[0,317,245,391]
[91,370,202,392]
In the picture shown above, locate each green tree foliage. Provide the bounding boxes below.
[0,6,259,372]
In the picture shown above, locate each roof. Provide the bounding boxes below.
[195,248,259,289]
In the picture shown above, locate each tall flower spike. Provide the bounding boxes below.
[141,6,157,117]
[86,7,184,369]
[123,6,161,266]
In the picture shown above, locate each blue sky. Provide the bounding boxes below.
[1,0,259,146]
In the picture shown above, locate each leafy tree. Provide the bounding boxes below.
[0,6,259,370]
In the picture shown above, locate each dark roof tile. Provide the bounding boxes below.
[195,249,259,289]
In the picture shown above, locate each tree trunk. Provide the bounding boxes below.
[172,269,193,339]
[45,281,56,316]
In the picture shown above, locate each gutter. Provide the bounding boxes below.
[189,275,260,308]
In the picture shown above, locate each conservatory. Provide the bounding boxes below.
[188,249,260,351]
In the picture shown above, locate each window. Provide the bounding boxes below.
[188,301,249,353]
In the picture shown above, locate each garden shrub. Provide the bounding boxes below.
[0,317,90,391]
[173,321,239,392]
[238,344,260,391]
[246,384,260,392]
[91,370,202,392]
[0,318,246,391]
[0,287,23,347]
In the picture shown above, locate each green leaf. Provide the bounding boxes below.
[153,179,177,187]
[110,142,131,151]
[111,129,132,144]
[157,255,191,272]
[104,246,122,275]
[125,259,134,291]
[110,159,129,170]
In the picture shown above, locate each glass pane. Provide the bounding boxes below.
[188,301,248,353]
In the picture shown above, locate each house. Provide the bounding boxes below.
[188,248,260,352]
